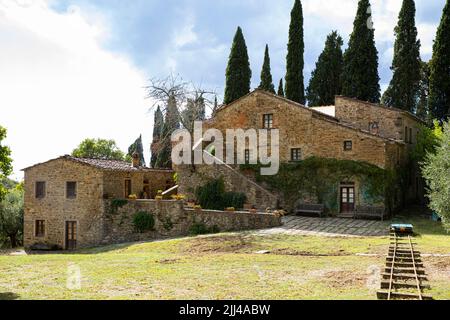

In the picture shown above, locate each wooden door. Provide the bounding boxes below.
[340,187,355,213]
[65,221,77,250]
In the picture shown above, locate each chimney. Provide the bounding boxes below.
[132,151,140,168]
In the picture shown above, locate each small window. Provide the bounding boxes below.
[35,182,46,199]
[66,182,77,199]
[35,220,45,237]
[409,128,413,144]
[124,179,132,198]
[344,141,353,151]
[263,114,274,129]
[405,126,408,142]
[291,148,302,161]
[244,149,250,164]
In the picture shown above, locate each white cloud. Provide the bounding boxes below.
[0,0,152,179]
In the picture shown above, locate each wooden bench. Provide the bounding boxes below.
[354,206,387,221]
[294,204,325,218]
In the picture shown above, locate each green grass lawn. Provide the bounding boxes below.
[0,217,449,300]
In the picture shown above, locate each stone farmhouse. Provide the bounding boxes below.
[177,90,424,217]
[23,154,280,250]
[23,89,424,250]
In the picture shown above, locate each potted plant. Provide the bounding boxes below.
[155,190,163,201]
[128,194,137,200]
[194,205,202,213]
[225,207,236,212]
[186,199,196,208]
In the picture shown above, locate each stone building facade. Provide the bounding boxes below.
[176,90,424,215]
[23,156,174,250]
[23,155,280,250]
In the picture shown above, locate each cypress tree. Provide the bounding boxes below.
[128,135,145,167]
[278,79,285,97]
[155,94,180,169]
[285,0,305,104]
[306,31,344,106]
[381,0,421,112]
[416,61,430,123]
[224,26,252,105]
[429,0,450,122]
[341,0,381,103]
[259,44,276,94]
[150,106,164,168]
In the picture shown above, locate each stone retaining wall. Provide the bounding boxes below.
[102,200,282,245]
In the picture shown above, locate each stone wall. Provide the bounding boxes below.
[102,199,282,245]
[175,163,279,211]
[23,158,105,249]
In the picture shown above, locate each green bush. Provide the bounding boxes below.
[195,178,247,210]
[189,222,220,236]
[132,211,155,233]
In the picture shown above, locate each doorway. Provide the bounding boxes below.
[340,186,355,213]
[65,221,77,250]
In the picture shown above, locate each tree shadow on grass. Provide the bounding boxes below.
[0,292,20,300]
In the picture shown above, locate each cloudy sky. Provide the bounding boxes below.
[0,0,447,179]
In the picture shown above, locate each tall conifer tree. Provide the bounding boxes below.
[128,135,145,167]
[259,44,276,94]
[341,0,381,103]
[382,0,421,112]
[429,0,450,121]
[224,27,252,105]
[278,79,285,97]
[285,0,305,104]
[306,31,344,106]
[150,106,164,168]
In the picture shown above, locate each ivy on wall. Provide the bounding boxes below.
[241,157,400,213]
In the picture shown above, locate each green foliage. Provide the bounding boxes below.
[285,0,305,104]
[342,0,381,103]
[242,157,397,213]
[132,211,155,233]
[195,178,247,211]
[306,31,344,106]
[412,121,443,163]
[277,79,285,97]
[429,1,450,122]
[189,222,220,236]
[381,0,421,112]
[151,106,165,168]
[416,61,431,122]
[181,95,206,133]
[109,199,128,215]
[0,126,13,202]
[224,26,252,105]
[155,94,180,169]
[422,121,450,230]
[0,188,23,248]
[222,192,247,211]
[258,44,276,94]
[128,135,146,167]
[72,138,127,161]
[162,217,174,231]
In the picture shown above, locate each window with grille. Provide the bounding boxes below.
[35,220,45,237]
[344,141,353,151]
[35,182,46,199]
[66,182,77,199]
[291,148,302,161]
[263,114,273,129]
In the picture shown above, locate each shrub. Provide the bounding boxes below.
[189,222,220,236]
[132,211,155,233]
[422,121,450,230]
[195,178,247,210]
